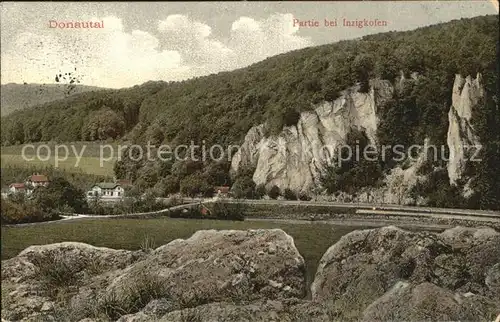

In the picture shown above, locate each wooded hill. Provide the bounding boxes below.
[1,15,498,209]
[1,15,497,147]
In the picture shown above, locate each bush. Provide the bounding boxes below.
[298,193,312,201]
[179,174,213,198]
[209,202,246,221]
[283,188,298,200]
[268,185,281,200]
[254,184,267,199]
[231,176,256,199]
[1,198,59,225]
[169,202,246,221]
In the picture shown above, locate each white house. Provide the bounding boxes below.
[87,182,125,201]
[9,183,28,195]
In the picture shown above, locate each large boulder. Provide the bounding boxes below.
[1,242,144,321]
[117,299,330,322]
[1,229,306,321]
[311,226,500,321]
[362,282,499,322]
[102,229,305,312]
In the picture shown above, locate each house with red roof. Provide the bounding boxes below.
[7,173,50,197]
[9,183,27,194]
[26,174,50,188]
[214,186,231,197]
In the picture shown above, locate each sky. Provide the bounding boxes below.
[1,1,497,89]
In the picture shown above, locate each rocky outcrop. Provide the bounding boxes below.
[3,227,499,322]
[1,229,305,321]
[1,242,146,322]
[231,80,394,194]
[447,73,484,190]
[311,226,500,321]
[116,299,331,322]
[232,73,486,201]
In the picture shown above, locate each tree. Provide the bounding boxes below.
[352,53,375,93]
[81,108,126,140]
[267,185,281,200]
[180,174,213,197]
[320,128,383,194]
[283,188,297,200]
[231,177,256,199]
[204,161,231,186]
[255,184,267,199]
[32,176,87,214]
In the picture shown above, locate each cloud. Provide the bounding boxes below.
[1,14,312,88]
[229,13,310,66]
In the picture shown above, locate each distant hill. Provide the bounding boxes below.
[0,83,106,116]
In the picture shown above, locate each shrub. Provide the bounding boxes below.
[208,202,246,221]
[1,198,58,224]
[231,176,256,199]
[180,174,213,198]
[168,202,246,221]
[254,184,267,199]
[298,193,312,201]
[267,185,281,200]
[283,188,298,200]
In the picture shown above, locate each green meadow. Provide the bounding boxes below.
[1,217,374,290]
[1,142,118,176]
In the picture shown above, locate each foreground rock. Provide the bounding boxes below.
[312,226,500,321]
[3,226,499,322]
[1,229,305,321]
[116,299,331,322]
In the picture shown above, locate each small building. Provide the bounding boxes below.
[214,186,231,197]
[87,182,125,201]
[9,183,27,194]
[26,174,50,188]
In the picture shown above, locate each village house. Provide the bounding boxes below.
[7,174,50,197]
[214,186,231,197]
[26,174,50,188]
[9,183,28,195]
[87,182,125,201]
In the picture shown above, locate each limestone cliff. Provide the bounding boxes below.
[231,80,394,193]
[447,73,484,189]
[232,73,486,201]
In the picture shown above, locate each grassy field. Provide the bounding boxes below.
[1,154,114,176]
[1,217,373,291]
[1,142,118,176]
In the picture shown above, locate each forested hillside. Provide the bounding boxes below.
[1,15,497,147]
[1,15,498,209]
[0,83,105,116]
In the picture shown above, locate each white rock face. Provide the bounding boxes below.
[447,73,484,186]
[231,80,393,193]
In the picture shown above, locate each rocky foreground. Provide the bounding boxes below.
[2,226,499,322]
